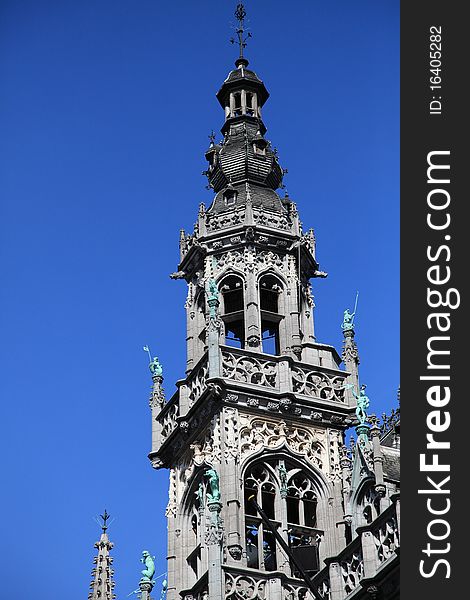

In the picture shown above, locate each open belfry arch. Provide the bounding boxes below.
[147,5,400,600]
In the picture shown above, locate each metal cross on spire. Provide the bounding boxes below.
[230,3,252,61]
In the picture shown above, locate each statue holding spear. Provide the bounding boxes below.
[342,291,359,331]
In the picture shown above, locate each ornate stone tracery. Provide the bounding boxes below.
[239,418,325,469]
[222,352,278,388]
[291,367,347,402]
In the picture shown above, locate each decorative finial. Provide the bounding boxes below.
[100,509,110,532]
[208,130,216,146]
[230,3,252,66]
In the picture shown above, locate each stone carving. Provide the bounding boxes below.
[256,250,285,272]
[160,402,179,443]
[226,393,239,403]
[228,544,243,560]
[190,415,221,467]
[225,572,266,600]
[282,583,309,600]
[165,469,177,517]
[341,547,364,595]
[215,250,245,271]
[253,207,291,231]
[291,367,347,402]
[206,208,245,232]
[188,362,208,408]
[223,407,239,464]
[278,460,288,498]
[240,419,324,468]
[315,574,332,600]
[373,516,399,563]
[222,351,277,388]
[247,397,259,407]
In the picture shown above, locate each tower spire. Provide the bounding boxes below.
[231,3,251,67]
[88,511,116,600]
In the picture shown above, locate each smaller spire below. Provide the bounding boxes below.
[230,3,252,67]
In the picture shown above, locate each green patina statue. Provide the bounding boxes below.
[140,550,155,581]
[351,384,370,425]
[341,308,355,331]
[149,356,163,377]
[207,278,220,320]
[208,278,219,302]
[204,467,221,502]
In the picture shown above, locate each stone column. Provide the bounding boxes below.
[150,375,165,453]
[360,529,379,579]
[245,266,261,351]
[206,501,225,600]
[207,283,222,378]
[139,580,154,600]
[328,561,345,600]
[341,328,359,408]
[369,416,386,504]
[166,516,178,600]
[222,408,243,565]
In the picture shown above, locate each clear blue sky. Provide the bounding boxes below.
[0,1,399,598]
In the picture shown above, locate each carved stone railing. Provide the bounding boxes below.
[311,498,399,600]
[225,570,268,600]
[282,582,309,600]
[188,357,209,409]
[206,206,246,233]
[339,539,364,597]
[291,366,347,403]
[252,206,292,232]
[312,566,331,600]
[222,349,278,389]
[370,505,400,566]
[159,397,179,444]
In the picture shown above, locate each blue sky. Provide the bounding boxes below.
[0,1,399,598]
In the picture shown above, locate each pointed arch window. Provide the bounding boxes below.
[259,275,283,355]
[220,275,245,349]
[243,460,321,578]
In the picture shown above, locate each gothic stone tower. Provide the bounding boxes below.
[148,10,363,600]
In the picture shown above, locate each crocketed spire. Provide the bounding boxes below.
[88,510,116,600]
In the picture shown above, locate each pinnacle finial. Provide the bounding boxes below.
[100,509,110,532]
[230,3,252,66]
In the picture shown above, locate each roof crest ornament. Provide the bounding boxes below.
[230,3,252,66]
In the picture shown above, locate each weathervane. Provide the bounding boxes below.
[100,509,110,532]
[230,3,252,60]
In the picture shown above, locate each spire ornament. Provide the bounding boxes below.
[230,3,252,66]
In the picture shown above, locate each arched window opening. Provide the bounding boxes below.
[357,485,381,528]
[246,92,256,117]
[185,479,205,585]
[233,92,242,116]
[244,465,279,572]
[286,473,320,579]
[224,188,237,206]
[221,275,245,349]
[259,275,283,355]
[243,461,322,577]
